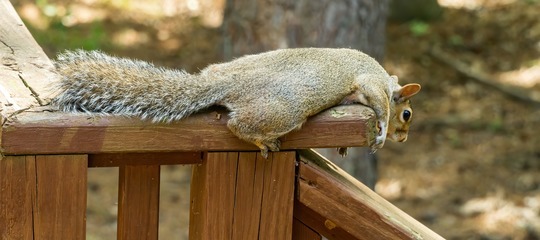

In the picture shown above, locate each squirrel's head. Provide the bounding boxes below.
[387,82,421,142]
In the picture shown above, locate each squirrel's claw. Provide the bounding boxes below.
[371,137,384,153]
[254,141,269,158]
[260,148,269,159]
[255,139,281,159]
[338,147,348,157]
[265,139,281,152]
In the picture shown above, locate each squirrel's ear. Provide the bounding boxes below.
[393,83,421,102]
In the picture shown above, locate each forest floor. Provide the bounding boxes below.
[13,0,540,239]
[381,2,540,239]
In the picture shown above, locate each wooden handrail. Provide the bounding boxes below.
[294,150,444,240]
[1,105,376,155]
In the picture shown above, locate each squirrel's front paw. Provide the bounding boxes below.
[371,135,386,152]
[371,121,387,152]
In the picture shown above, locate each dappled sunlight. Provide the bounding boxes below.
[375,178,403,201]
[60,4,107,26]
[438,0,519,9]
[18,3,49,30]
[13,0,223,71]
[383,1,540,239]
[112,28,150,47]
[498,64,540,89]
[460,194,540,237]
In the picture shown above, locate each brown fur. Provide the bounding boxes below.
[53,48,421,157]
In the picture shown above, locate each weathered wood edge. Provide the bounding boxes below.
[295,149,444,240]
[1,105,376,155]
[0,1,56,117]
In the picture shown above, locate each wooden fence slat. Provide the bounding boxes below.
[189,152,239,240]
[231,152,265,239]
[258,151,296,240]
[0,156,35,240]
[117,164,161,240]
[33,155,87,240]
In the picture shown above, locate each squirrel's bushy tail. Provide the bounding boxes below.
[52,50,224,122]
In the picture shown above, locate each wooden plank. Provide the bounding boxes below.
[0,1,56,116]
[1,105,376,155]
[231,152,266,239]
[33,155,87,240]
[117,164,161,240]
[294,149,444,240]
[189,152,239,240]
[292,218,322,240]
[88,152,202,167]
[258,151,296,240]
[294,198,361,239]
[0,155,35,240]
[190,151,296,240]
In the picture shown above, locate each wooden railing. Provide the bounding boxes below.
[0,1,444,239]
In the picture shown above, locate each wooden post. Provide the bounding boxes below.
[1,155,87,239]
[118,164,161,240]
[32,155,88,240]
[190,151,296,240]
[0,156,35,240]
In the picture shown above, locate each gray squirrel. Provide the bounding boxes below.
[52,48,421,157]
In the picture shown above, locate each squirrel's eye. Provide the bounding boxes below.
[402,110,411,122]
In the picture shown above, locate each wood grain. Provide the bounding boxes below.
[117,164,161,240]
[1,105,376,155]
[292,218,322,240]
[88,152,202,167]
[293,200,357,240]
[0,1,56,116]
[231,152,265,239]
[294,149,444,240]
[190,151,296,240]
[189,152,239,240]
[33,155,87,240]
[0,156,34,240]
[258,151,296,240]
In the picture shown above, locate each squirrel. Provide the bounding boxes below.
[52,48,421,157]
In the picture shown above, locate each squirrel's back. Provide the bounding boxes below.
[202,48,390,116]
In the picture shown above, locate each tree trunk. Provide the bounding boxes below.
[222,0,389,189]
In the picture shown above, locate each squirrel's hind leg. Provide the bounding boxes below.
[227,116,283,158]
[226,108,305,158]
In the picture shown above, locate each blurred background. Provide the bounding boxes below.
[9,0,540,239]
